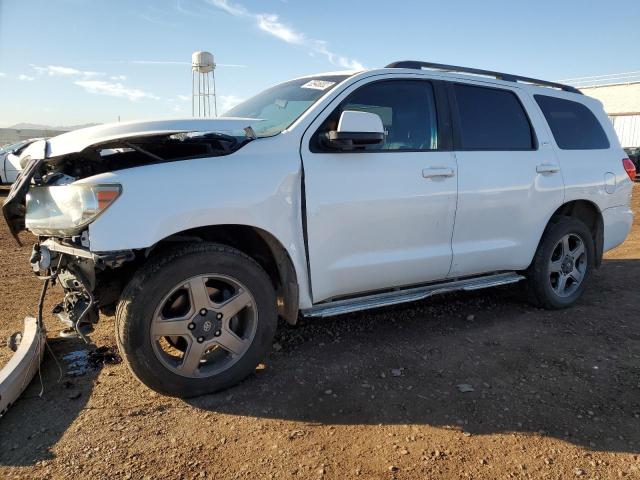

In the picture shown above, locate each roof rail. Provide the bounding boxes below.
[385,60,582,95]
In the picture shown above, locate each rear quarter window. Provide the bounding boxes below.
[534,95,610,150]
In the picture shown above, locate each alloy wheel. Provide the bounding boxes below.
[150,274,257,378]
[548,233,587,298]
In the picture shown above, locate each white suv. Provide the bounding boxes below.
[4,61,635,397]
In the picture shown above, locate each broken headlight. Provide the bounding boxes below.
[25,184,121,236]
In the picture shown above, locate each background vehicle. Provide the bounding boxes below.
[626,147,640,180]
[3,61,634,397]
[0,138,42,184]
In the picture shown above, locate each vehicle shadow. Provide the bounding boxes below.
[0,337,97,466]
[187,259,640,454]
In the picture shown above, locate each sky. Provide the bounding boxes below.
[0,0,639,127]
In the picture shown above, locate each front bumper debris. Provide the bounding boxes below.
[29,239,134,342]
[0,317,46,417]
[36,238,134,268]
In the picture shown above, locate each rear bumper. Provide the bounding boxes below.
[602,205,634,252]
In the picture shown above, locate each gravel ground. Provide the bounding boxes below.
[0,185,639,479]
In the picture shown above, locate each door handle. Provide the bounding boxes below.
[536,163,560,174]
[422,167,455,178]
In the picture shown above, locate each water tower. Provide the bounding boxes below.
[192,51,217,117]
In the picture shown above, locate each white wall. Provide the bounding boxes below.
[580,83,640,149]
[610,115,640,149]
[581,83,640,115]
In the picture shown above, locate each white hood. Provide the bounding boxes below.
[19,118,258,161]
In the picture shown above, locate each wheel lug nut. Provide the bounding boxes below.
[200,309,207,316]
[188,323,196,330]
[214,330,221,337]
[216,313,223,320]
[197,337,205,343]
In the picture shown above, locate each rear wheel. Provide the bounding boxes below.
[116,243,277,397]
[526,217,594,309]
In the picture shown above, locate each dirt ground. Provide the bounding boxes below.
[0,186,639,480]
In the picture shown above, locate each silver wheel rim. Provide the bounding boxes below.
[150,274,257,379]
[548,233,587,298]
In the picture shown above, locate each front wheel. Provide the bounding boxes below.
[116,243,277,397]
[526,217,595,309]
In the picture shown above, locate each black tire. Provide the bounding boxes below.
[526,216,595,309]
[116,242,277,397]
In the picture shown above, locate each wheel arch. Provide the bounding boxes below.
[149,224,300,324]
[546,199,604,268]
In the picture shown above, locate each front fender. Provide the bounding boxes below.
[80,145,312,308]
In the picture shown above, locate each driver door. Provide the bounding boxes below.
[301,78,458,303]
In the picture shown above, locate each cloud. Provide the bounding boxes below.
[209,0,248,17]
[207,0,364,70]
[29,64,155,102]
[219,94,244,114]
[31,64,101,78]
[74,80,159,101]
[18,74,35,81]
[0,72,6,77]
[255,13,304,44]
[177,94,191,101]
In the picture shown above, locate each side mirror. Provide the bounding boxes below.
[326,110,384,150]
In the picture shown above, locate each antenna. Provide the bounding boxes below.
[191,51,217,117]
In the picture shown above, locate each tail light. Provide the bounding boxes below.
[622,158,636,181]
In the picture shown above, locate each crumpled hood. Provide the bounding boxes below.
[19,117,259,163]
[5,117,260,242]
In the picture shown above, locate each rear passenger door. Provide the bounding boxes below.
[448,82,564,277]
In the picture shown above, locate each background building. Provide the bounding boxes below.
[564,72,640,152]
[580,82,640,150]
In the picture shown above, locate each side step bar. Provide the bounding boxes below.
[302,272,525,318]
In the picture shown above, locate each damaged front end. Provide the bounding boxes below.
[3,119,257,341]
[30,239,135,340]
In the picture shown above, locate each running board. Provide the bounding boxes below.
[302,272,525,318]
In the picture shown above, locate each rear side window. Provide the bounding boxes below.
[535,95,610,150]
[453,84,535,150]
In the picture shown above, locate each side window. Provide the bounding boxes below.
[453,84,535,150]
[534,95,610,150]
[316,80,438,151]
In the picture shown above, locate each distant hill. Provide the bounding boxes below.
[9,122,100,131]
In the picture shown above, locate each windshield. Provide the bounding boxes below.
[223,75,350,138]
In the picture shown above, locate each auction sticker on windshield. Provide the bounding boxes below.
[301,80,336,90]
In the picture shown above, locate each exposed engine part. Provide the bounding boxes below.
[80,230,90,248]
[43,172,76,186]
[58,270,97,343]
[94,250,135,269]
[27,238,137,342]
[30,244,52,273]
[52,302,73,327]
[31,248,101,342]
